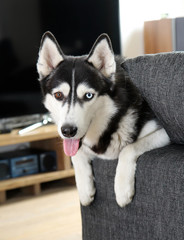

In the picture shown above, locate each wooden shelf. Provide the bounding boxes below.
[144,19,173,54]
[0,124,75,203]
[0,124,59,147]
[0,169,75,192]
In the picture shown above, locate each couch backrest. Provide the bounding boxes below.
[123,52,184,144]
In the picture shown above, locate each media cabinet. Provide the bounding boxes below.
[0,124,74,203]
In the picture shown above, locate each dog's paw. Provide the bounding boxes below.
[78,182,96,206]
[77,176,96,206]
[114,175,135,207]
[114,145,136,207]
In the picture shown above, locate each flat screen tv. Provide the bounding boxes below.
[0,0,121,119]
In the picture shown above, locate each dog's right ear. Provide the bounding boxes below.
[87,33,116,78]
[37,32,64,80]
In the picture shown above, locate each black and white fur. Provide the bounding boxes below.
[37,32,170,207]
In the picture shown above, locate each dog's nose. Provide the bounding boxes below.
[61,125,78,138]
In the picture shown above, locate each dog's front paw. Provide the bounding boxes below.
[114,145,136,207]
[77,177,96,206]
[114,174,135,207]
[79,184,96,206]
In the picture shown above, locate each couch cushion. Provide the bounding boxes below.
[122,52,184,144]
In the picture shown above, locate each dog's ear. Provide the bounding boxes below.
[87,34,116,77]
[37,31,64,80]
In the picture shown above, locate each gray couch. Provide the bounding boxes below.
[80,53,184,240]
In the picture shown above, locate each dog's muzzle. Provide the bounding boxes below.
[61,125,80,157]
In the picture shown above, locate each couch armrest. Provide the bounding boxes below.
[81,144,184,240]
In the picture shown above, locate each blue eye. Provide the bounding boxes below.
[85,93,94,100]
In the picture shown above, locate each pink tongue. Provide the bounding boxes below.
[63,139,80,156]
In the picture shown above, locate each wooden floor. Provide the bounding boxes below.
[0,181,82,240]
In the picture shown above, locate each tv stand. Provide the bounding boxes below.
[0,124,74,203]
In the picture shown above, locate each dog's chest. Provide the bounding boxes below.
[83,108,138,159]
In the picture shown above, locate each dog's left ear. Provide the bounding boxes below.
[87,34,116,77]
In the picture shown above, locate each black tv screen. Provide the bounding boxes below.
[0,0,121,118]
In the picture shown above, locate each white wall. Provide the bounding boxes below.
[119,0,184,58]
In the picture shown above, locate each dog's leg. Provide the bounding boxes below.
[115,128,170,207]
[72,148,96,206]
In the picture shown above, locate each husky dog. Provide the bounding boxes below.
[37,32,170,207]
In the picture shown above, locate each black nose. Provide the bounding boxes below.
[61,125,78,138]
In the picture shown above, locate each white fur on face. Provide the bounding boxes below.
[44,82,114,141]
[77,83,96,99]
[44,96,96,139]
[44,93,68,126]
[52,82,70,98]
[44,82,71,128]
[83,95,118,147]
[60,83,99,139]
[44,81,118,142]
[63,91,101,139]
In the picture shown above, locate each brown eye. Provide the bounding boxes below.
[54,92,64,100]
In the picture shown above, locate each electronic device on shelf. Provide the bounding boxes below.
[0,114,44,132]
[0,159,11,180]
[18,113,53,135]
[38,151,57,173]
[10,153,39,178]
[0,149,57,180]
[0,150,39,178]
[0,113,53,134]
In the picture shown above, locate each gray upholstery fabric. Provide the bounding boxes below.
[122,53,184,144]
[81,53,184,239]
[81,145,184,240]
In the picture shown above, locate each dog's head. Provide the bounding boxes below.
[37,32,117,156]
